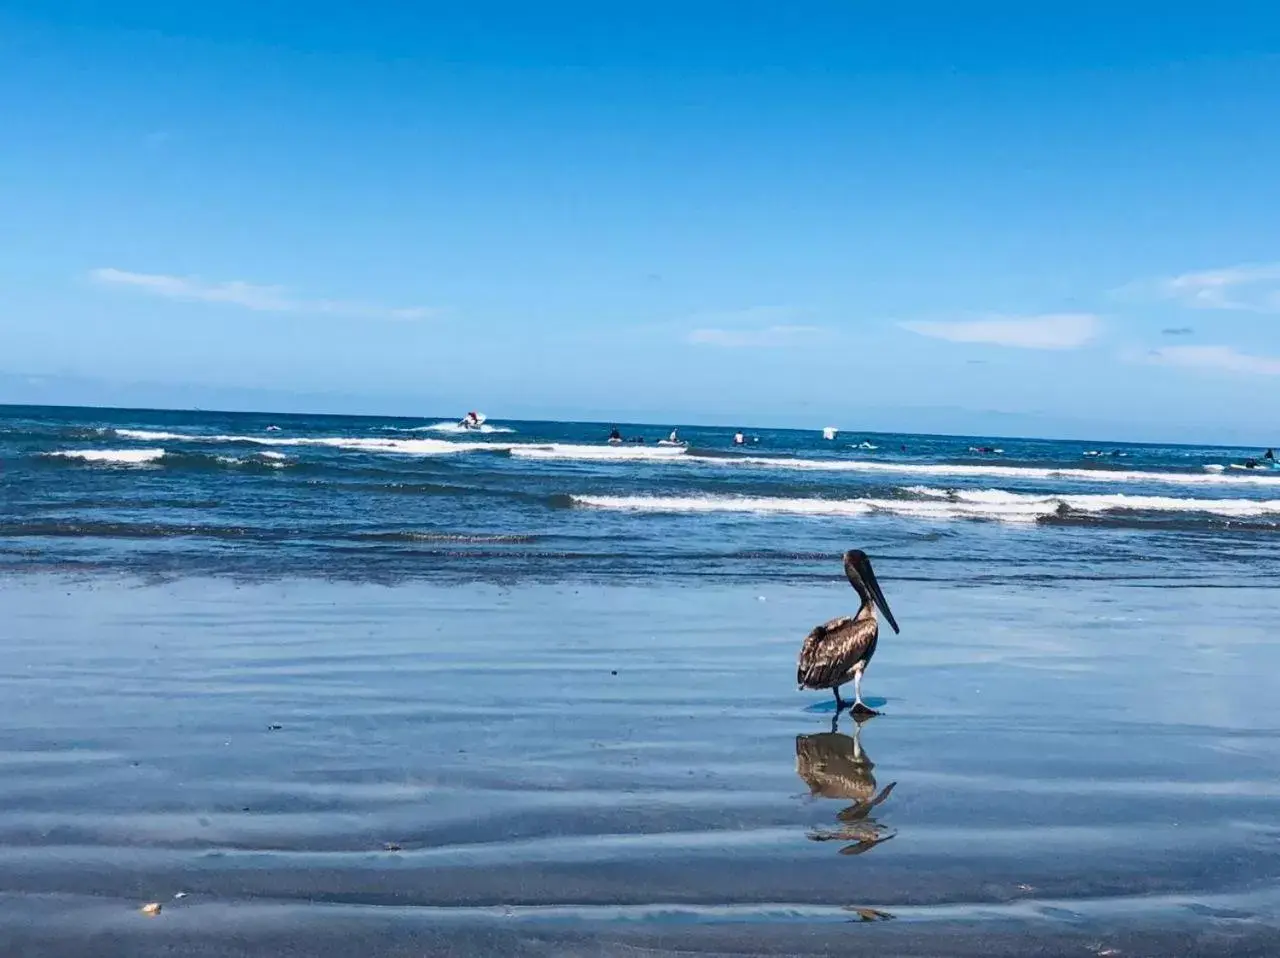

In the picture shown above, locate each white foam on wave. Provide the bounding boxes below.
[483,436,1280,487]
[574,494,875,517]
[48,448,166,465]
[115,429,194,441]
[407,421,516,434]
[572,493,1047,522]
[573,488,1280,524]
[903,486,1280,518]
[510,443,689,462]
[114,428,497,457]
[105,428,1280,487]
[215,452,292,468]
[707,454,1280,487]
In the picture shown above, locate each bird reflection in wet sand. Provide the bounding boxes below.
[796,715,896,856]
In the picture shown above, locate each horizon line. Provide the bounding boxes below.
[0,400,1271,452]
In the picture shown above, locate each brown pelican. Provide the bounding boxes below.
[797,549,899,716]
[796,720,896,855]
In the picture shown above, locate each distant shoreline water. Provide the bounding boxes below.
[3,403,1278,583]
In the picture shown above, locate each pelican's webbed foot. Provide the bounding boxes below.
[851,702,879,717]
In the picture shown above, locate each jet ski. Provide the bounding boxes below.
[458,411,487,430]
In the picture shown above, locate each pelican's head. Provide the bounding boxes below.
[842,549,900,634]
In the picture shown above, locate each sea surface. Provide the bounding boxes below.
[3,404,1280,584]
[3,405,1280,956]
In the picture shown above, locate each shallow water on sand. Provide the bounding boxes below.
[2,576,1278,955]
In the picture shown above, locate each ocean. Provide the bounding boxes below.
[3,403,1279,584]
[4,404,1280,956]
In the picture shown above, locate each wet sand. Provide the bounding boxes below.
[2,575,1279,956]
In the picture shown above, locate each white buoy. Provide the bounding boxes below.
[822,426,838,440]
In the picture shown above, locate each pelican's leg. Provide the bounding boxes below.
[852,670,879,716]
[832,685,847,712]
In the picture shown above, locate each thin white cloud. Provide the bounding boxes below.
[900,313,1100,350]
[687,325,826,348]
[1130,263,1280,312]
[89,268,432,321]
[1147,344,1280,376]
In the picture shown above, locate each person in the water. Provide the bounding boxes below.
[1266,449,1275,461]
[608,427,622,441]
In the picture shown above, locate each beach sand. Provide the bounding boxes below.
[2,575,1278,956]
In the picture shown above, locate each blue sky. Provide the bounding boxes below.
[2,3,1280,442]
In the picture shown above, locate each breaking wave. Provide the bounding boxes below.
[701,455,1280,487]
[114,428,500,457]
[572,488,1280,524]
[46,448,166,465]
[45,448,295,470]
[102,429,1280,488]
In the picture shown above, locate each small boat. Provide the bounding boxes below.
[1234,450,1279,470]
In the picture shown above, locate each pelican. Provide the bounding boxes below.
[797,549,899,715]
[796,722,896,855]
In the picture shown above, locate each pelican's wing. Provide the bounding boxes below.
[797,615,877,689]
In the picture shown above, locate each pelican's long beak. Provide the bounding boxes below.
[860,556,900,634]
